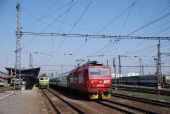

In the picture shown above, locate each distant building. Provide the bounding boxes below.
[111,73,122,79]
[0,71,9,78]
[0,71,11,84]
[5,67,40,89]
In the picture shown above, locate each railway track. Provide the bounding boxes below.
[42,89,86,114]
[111,93,170,108]
[49,88,156,114]
[0,86,13,93]
[41,87,170,114]
[95,99,157,114]
[45,88,115,114]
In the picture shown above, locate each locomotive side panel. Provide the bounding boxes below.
[69,68,88,91]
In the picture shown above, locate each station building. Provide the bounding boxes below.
[5,67,40,89]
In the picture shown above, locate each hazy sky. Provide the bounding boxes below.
[0,0,170,75]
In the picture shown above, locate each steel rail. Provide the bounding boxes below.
[95,101,136,114]
[41,89,62,114]
[48,88,85,114]
[102,99,157,114]
[111,93,170,108]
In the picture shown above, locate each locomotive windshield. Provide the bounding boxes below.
[100,69,110,76]
[90,68,110,76]
[90,68,100,75]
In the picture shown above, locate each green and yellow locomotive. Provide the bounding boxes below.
[37,75,49,89]
[10,77,22,89]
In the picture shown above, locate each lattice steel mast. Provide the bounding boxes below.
[15,3,22,77]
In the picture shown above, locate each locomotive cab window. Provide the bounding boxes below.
[101,69,110,76]
[90,68,99,76]
[44,77,47,80]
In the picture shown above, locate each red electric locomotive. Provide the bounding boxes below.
[68,61,112,99]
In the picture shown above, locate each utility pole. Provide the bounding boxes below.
[107,59,109,66]
[29,53,33,69]
[118,55,121,84]
[61,65,63,74]
[156,40,162,95]
[113,58,117,90]
[139,58,142,76]
[157,40,161,76]
[142,64,144,75]
[138,58,144,75]
[15,3,22,77]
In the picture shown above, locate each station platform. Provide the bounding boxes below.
[0,87,47,114]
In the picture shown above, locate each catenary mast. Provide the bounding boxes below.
[15,3,22,77]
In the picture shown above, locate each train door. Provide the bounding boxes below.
[79,70,84,90]
[83,69,88,91]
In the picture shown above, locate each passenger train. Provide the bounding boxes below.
[50,61,112,99]
[112,74,170,86]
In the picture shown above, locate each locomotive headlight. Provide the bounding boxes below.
[104,80,110,83]
[90,80,94,83]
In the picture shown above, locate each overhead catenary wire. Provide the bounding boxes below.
[21,1,76,50]
[31,1,80,66]
[69,0,93,33]
[139,20,170,36]
[54,0,93,54]
[51,1,80,53]
[74,0,137,64]
[97,1,137,33]
[154,26,170,36]
[119,0,136,35]
[120,5,170,59]
[22,1,73,29]
[127,4,170,36]
[15,0,170,75]
[99,40,170,69]
[93,8,170,62]
[40,1,79,32]
[127,12,170,35]
[129,41,169,56]
[103,1,136,60]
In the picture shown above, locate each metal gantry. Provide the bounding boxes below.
[21,32,170,40]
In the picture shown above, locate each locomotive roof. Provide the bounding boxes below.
[84,61,103,66]
[70,62,109,73]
